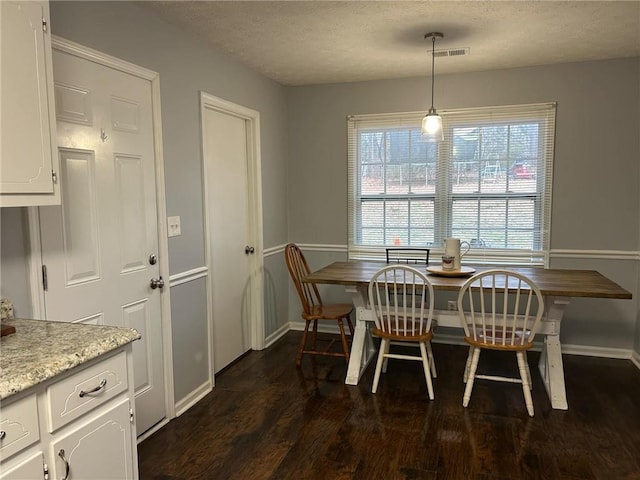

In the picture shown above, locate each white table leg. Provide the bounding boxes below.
[537,296,570,410]
[344,285,377,385]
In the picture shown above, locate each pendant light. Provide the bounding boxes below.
[422,32,444,142]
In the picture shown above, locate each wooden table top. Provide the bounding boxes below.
[304,260,632,299]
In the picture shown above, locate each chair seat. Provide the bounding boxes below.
[373,326,433,342]
[465,327,533,351]
[304,303,353,320]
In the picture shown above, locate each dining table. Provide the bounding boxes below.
[304,260,632,410]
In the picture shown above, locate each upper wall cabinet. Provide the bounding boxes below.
[0,1,59,207]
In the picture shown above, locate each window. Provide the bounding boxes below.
[347,103,556,265]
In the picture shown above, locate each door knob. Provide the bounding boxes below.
[150,276,165,289]
[245,246,255,255]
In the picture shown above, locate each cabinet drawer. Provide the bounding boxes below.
[0,394,40,461]
[45,351,128,432]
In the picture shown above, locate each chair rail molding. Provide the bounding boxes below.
[548,249,639,261]
[270,244,638,261]
[168,266,208,287]
[263,243,349,257]
[263,244,286,257]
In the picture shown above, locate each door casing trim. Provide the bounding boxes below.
[200,91,265,383]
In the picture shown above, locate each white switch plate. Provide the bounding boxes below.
[167,216,181,237]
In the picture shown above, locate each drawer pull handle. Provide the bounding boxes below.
[79,378,107,397]
[0,431,5,440]
[58,449,70,480]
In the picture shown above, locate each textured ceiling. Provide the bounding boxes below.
[141,1,640,86]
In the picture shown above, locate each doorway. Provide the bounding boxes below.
[200,92,264,375]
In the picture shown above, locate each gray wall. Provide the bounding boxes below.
[0,209,32,318]
[45,1,291,404]
[287,58,640,352]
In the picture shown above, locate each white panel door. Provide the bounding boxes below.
[39,49,165,435]
[204,107,252,373]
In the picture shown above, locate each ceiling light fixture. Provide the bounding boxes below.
[422,32,444,142]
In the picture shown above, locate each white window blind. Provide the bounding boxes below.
[347,103,556,265]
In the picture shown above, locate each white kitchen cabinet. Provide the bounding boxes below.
[0,0,60,207]
[49,399,135,480]
[0,348,138,479]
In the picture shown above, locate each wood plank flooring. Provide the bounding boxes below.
[138,332,640,480]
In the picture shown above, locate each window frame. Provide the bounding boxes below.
[347,103,556,266]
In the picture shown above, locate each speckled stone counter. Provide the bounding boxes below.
[0,318,141,400]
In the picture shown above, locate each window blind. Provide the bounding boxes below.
[347,103,556,265]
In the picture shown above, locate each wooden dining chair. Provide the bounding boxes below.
[456,269,544,416]
[368,265,437,399]
[284,243,354,366]
[385,247,430,265]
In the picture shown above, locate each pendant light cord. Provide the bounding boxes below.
[430,34,436,111]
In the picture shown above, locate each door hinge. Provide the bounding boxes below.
[43,462,49,480]
[42,265,48,291]
[129,408,134,423]
[52,170,57,184]
[42,18,48,33]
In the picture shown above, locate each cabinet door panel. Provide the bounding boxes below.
[49,399,134,480]
[0,0,59,205]
[0,451,44,480]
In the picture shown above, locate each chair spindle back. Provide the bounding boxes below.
[285,243,322,315]
[368,265,434,337]
[385,247,430,265]
[457,269,544,348]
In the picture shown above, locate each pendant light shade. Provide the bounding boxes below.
[422,32,444,142]
[422,108,442,136]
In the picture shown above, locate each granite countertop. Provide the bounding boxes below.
[0,318,141,400]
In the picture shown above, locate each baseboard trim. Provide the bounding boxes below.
[137,418,171,444]
[632,350,640,370]
[265,323,290,348]
[561,343,632,359]
[174,381,212,417]
[288,323,635,360]
[289,320,341,334]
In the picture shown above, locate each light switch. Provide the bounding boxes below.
[167,216,181,237]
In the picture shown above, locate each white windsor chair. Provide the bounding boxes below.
[368,265,437,399]
[456,269,544,416]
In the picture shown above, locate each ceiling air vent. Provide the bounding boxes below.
[433,47,470,58]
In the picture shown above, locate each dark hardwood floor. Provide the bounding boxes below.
[138,332,640,480]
